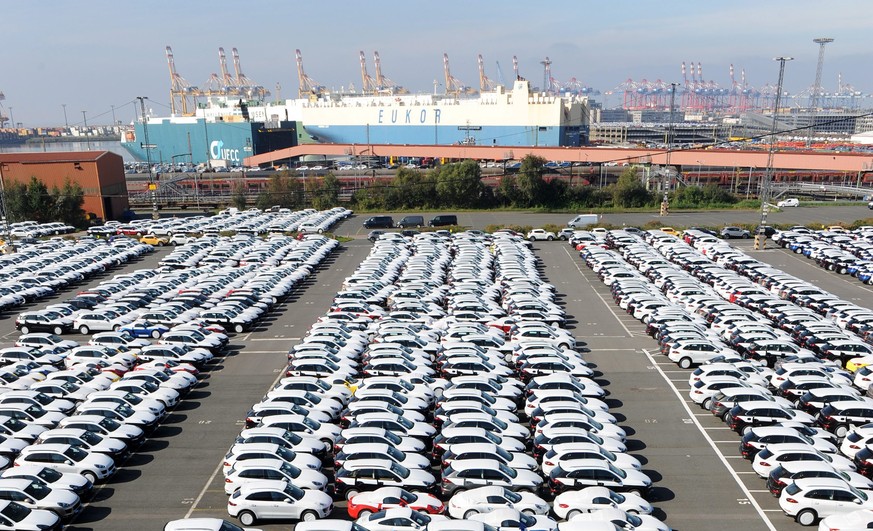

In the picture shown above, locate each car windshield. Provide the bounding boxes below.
[80,431,102,445]
[383,430,401,445]
[23,481,50,500]
[284,483,304,501]
[277,447,295,461]
[390,462,410,479]
[610,491,626,503]
[37,467,62,483]
[399,489,416,503]
[626,513,643,527]
[280,462,301,478]
[218,522,246,531]
[0,501,31,522]
[2,417,27,432]
[498,463,517,478]
[608,462,627,479]
[99,418,121,430]
[494,446,512,462]
[504,488,521,503]
[64,446,87,462]
[600,447,617,461]
[387,446,405,461]
[302,417,320,430]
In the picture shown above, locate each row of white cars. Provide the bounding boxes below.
[211,230,670,531]
[0,231,341,529]
[582,227,873,528]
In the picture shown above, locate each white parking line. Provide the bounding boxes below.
[562,247,633,337]
[642,348,778,531]
[184,356,292,518]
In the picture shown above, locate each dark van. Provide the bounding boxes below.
[428,215,458,227]
[363,216,394,229]
[397,215,424,228]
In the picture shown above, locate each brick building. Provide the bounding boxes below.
[0,151,128,221]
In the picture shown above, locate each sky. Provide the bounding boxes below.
[3,0,872,127]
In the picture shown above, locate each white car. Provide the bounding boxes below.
[223,443,322,475]
[447,486,550,519]
[553,487,652,519]
[752,443,856,478]
[470,507,557,531]
[354,507,447,531]
[223,458,329,495]
[526,229,557,242]
[777,198,799,208]
[541,442,642,476]
[0,500,61,531]
[780,478,873,526]
[73,311,134,335]
[227,480,333,525]
[568,507,669,531]
[15,444,115,484]
[817,508,873,531]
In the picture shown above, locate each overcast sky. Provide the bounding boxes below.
[4,0,871,127]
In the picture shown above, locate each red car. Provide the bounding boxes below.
[347,487,444,519]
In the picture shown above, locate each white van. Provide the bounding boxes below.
[568,214,599,228]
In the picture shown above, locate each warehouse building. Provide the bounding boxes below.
[0,151,128,221]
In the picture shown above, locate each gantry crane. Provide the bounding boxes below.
[478,54,497,92]
[218,48,239,95]
[359,51,376,94]
[373,51,407,94]
[443,53,475,96]
[165,46,199,115]
[232,47,269,100]
[296,49,324,98]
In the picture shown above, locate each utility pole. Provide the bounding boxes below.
[81,110,90,150]
[806,37,833,148]
[61,104,68,128]
[136,96,159,220]
[757,56,793,249]
[111,104,117,127]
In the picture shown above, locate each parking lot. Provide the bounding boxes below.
[2,210,873,530]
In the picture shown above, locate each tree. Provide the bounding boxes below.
[257,172,303,209]
[388,167,436,209]
[51,179,87,227]
[25,177,52,223]
[435,160,485,208]
[515,155,547,207]
[3,181,28,223]
[612,167,653,208]
[311,173,340,210]
[231,182,247,211]
[496,175,520,207]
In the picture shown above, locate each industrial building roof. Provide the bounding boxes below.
[0,151,114,163]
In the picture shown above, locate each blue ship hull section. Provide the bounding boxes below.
[122,120,256,165]
[305,124,584,147]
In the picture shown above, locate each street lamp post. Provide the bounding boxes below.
[81,111,90,150]
[696,161,702,186]
[747,166,754,199]
[136,96,159,220]
[760,57,793,232]
[61,104,68,129]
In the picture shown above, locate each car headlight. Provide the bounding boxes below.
[95,464,106,469]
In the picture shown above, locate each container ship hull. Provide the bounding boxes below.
[122,80,589,164]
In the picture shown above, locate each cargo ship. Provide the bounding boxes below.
[121,79,589,165]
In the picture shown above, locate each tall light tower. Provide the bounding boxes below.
[760,56,793,233]
[136,96,159,220]
[806,37,833,147]
[540,57,552,94]
[61,104,68,128]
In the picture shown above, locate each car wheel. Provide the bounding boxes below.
[79,325,90,335]
[358,509,372,519]
[627,488,643,497]
[529,236,536,242]
[742,425,753,436]
[82,471,97,484]
[464,510,479,519]
[53,326,63,335]
[20,326,29,335]
[796,508,816,526]
[566,510,581,520]
[702,398,712,411]
[835,424,849,438]
[234,324,244,333]
[345,489,359,500]
[547,236,554,241]
[678,357,692,369]
[722,411,733,423]
[238,510,256,526]
[301,510,318,522]
[151,330,162,339]
[113,325,120,332]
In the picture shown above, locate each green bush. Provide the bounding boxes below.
[542,223,564,234]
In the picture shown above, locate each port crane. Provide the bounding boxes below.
[359,51,376,94]
[165,46,198,115]
[373,51,407,94]
[296,49,325,98]
[478,54,497,92]
[443,53,475,96]
[232,48,269,100]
